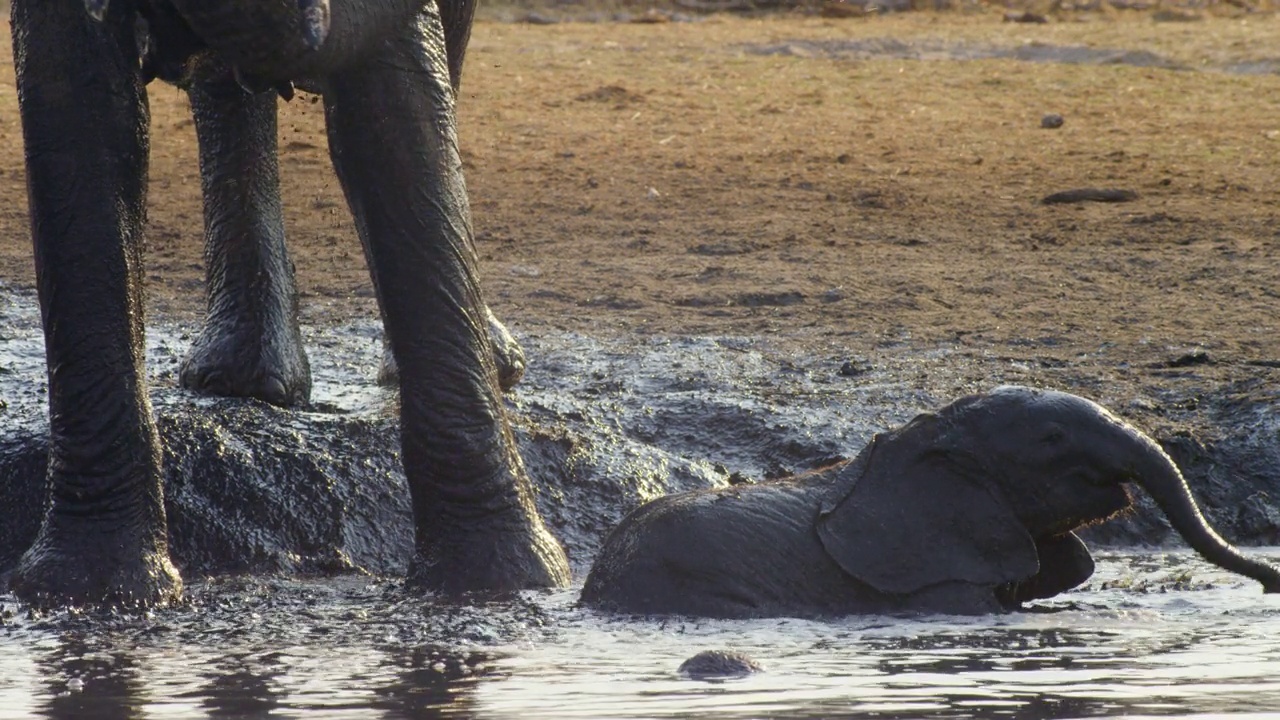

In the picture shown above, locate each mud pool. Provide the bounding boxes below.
[3,282,1280,716]
[0,550,1278,718]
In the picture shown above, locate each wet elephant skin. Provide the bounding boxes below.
[168,0,523,407]
[7,0,569,606]
[180,72,312,408]
[581,386,1280,618]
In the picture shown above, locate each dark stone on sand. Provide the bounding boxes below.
[1041,113,1065,128]
[1042,188,1139,204]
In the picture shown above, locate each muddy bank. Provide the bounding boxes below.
[1,285,1278,581]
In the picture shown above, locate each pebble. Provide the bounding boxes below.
[678,650,762,680]
[1041,113,1065,129]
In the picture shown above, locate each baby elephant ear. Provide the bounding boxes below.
[816,435,1039,595]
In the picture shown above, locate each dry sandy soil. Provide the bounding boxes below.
[1,7,1279,383]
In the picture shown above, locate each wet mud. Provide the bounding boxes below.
[2,283,1278,583]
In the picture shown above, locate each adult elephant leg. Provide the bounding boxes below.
[322,5,569,593]
[439,0,476,90]
[179,72,311,407]
[9,0,182,605]
[438,0,532,393]
[373,0,526,393]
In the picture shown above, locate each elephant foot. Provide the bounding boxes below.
[377,308,526,392]
[407,513,570,595]
[180,312,311,407]
[10,521,183,608]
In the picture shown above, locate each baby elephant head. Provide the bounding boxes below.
[818,385,1280,604]
[582,385,1280,618]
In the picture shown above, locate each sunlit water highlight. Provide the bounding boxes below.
[1,550,1278,719]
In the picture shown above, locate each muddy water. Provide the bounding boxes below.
[4,283,1280,716]
[0,550,1277,719]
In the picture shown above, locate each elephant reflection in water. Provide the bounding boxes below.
[582,385,1280,618]
[37,637,144,719]
[32,635,491,719]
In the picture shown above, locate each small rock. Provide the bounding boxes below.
[1005,11,1049,23]
[678,650,762,680]
[1152,8,1202,22]
[1042,188,1138,204]
[1041,113,1065,129]
[839,358,871,377]
[821,288,846,303]
[1163,348,1212,368]
[519,11,558,24]
[1128,396,1161,413]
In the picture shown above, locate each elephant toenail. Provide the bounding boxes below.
[262,377,289,406]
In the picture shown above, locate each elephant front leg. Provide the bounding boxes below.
[9,0,181,606]
[179,71,311,407]
[322,5,569,594]
[375,0,527,395]
[999,532,1096,606]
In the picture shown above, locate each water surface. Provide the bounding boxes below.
[2,550,1277,719]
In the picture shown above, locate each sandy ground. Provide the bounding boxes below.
[1,8,1279,395]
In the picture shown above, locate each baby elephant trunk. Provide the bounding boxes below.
[1131,432,1280,593]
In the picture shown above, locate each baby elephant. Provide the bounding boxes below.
[581,386,1280,618]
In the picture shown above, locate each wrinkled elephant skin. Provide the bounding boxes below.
[581,385,1280,618]
[7,0,568,606]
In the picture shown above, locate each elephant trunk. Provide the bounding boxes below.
[1131,430,1280,592]
[163,0,425,80]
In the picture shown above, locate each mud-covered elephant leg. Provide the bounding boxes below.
[179,72,311,407]
[374,0,526,393]
[9,0,181,605]
[322,5,569,593]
